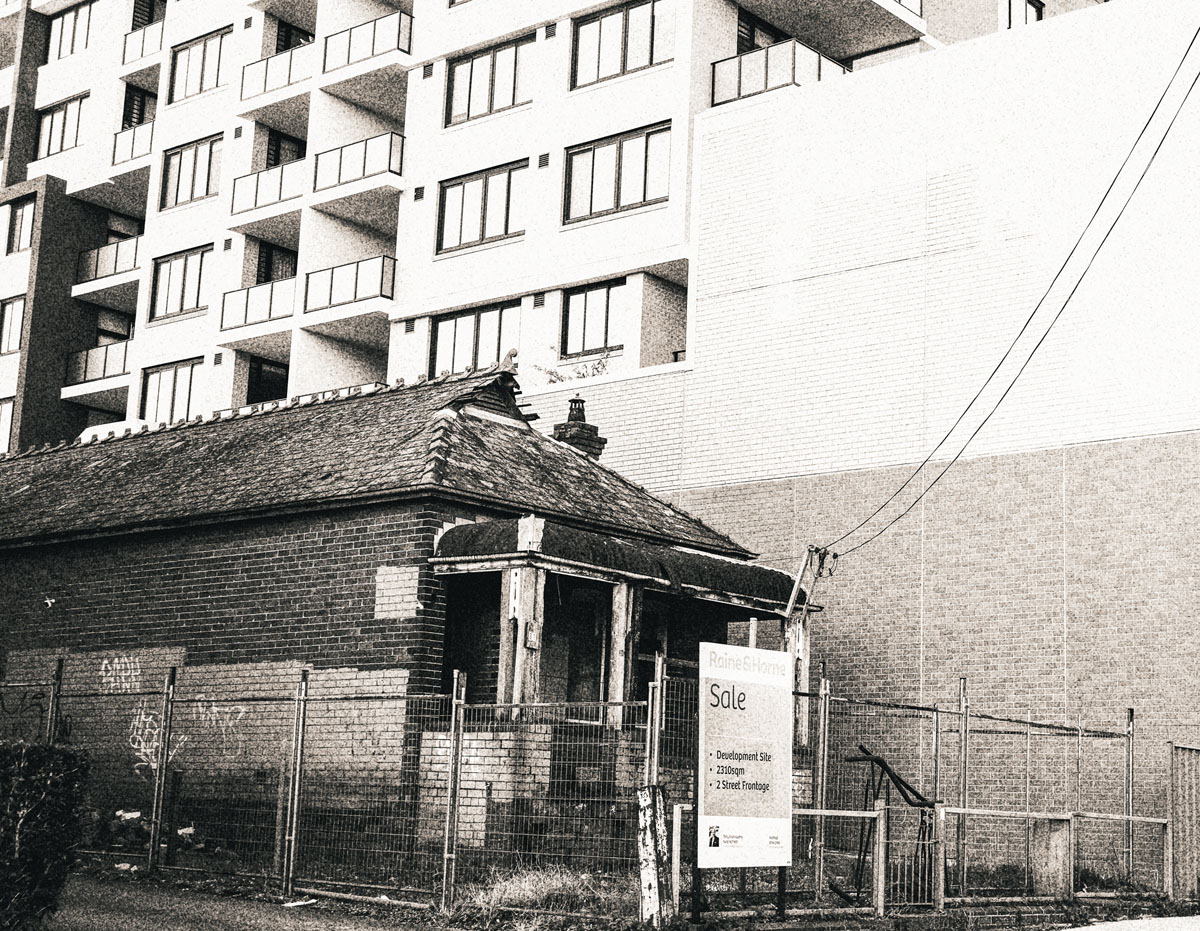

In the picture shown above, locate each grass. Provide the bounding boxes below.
[454,864,639,918]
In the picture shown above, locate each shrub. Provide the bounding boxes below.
[0,742,89,930]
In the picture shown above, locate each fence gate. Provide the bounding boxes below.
[1172,743,1200,899]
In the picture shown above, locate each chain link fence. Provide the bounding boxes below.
[2,663,1173,916]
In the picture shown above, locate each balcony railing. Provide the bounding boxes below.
[123,19,163,65]
[231,159,308,213]
[76,237,140,284]
[65,341,129,386]
[113,121,153,165]
[323,11,412,73]
[313,133,403,192]
[241,42,315,100]
[711,39,846,106]
[221,277,296,330]
[304,256,395,313]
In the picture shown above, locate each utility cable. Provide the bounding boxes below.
[823,24,1200,552]
[838,55,1200,558]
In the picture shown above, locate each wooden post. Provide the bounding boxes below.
[441,672,466,911]
[607,583,635,726]
[873,799,887,917]
[510,567,545,708]
[638,785,676,926]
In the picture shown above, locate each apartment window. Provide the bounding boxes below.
[572,0,674,89]
[431,303,519,376]
[246,356,289,404]
[151,246,212,320]
[141,358,201,425]
[737,7,786,54]
[161,135,222,209]
[446,35,534,126]
[130,0,166,30]
[1010,0,1044,26]
[0,297,24,354]
[256,242,297,284]
[265,129,305,168]
[438,160,528,253]
[122,85,157,129]
[562,279,626,357]
[47,2,93,62]
[565,123,670,222]
[36,95,87,159]
[0,399,12,455]
[6,198,34,254]
[276,21,313,53]
[169,28,230,102]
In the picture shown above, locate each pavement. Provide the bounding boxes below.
[1069,921,1200,930]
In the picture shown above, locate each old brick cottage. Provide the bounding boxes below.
[0,364,797,704]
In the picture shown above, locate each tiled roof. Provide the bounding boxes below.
[0,367,749,557]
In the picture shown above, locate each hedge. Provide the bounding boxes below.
[1,742,89,930]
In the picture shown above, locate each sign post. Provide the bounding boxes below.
[697,642,793,870]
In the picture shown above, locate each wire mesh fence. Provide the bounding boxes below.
[6,663,1173,916]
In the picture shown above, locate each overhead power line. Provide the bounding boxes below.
[833,34,1200,559]
[824,24,1200,558]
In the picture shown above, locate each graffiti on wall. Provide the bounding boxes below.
[0,688,45,741]
[189,695,247,757]
[128,698,187,773]
[101,655,144,693]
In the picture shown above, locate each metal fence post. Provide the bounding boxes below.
[147,666,176,872]
[933,803,946,911]
[441,671,466,911]
[1126,707,1135,883]
[1076,711,1083,811]
[44,658,64,744]
[643,680,659,788]
[813,678,830,903]
[873,799,887,917]
[1169,742,1178,900]
[932,705,941,804]
[652,654,665,787]
[283,669,309,897]
[1025,711,1032,893]
[957,677,969,896]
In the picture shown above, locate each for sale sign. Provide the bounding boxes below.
[697,642,793,868]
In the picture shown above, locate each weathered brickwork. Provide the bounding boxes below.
[0,499,492,693]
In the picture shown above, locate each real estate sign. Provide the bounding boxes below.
[697,642,793,868]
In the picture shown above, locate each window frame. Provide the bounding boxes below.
[246,355,289,405]
[0,398,12,456]
[168,27,231,103]
[445,34,536,127]
[429,301,520,377]
[140,357,202,425]
[160,134,223,210]
[571,0,673,90]
[0,296,25,355]
[47,1,93,63]
[36,94,88,160]
[560,278,627,359]
[436,159,529,254]
[563,122,671,224]
[6,197,35,255]
[150,245,213,321]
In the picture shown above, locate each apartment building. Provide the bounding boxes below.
[0,0,1102,456]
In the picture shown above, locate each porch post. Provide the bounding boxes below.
[511,567,546,705]
[498,569,518,704]
[608,583,635,725]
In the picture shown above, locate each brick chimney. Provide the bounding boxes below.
[552,395,607,459]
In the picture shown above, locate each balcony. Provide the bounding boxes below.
[123,19,163,66]
[72,237,141,312]
[304,256,395,314]
[311,133,404,235]
[61,341,131,414]
[320,12,411,121]
[242,42,316,100]
[712,40,846,107]
[323,12,412,72]
[64,341,128,386]
[112,121,153,165]
[77,237,139,283]
[736,0,925,62]
[232,159,308,213]
[221,277,296,330]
